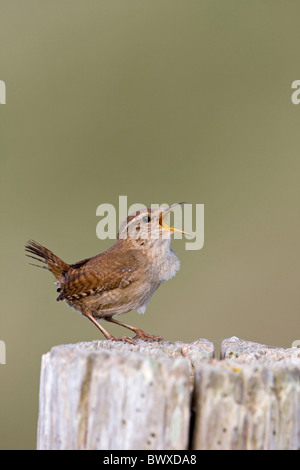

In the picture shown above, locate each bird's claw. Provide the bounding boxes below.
[107,335,136,345]
[132,330,163,342]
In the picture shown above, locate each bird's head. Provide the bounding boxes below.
[118,203,189,248]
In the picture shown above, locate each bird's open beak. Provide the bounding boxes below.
[159,202,191,236]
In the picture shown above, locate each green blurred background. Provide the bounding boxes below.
[0,0,299,449]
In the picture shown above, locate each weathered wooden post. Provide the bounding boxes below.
[37,337,300,450]
[192,337,300,450]
[37,339,214,450]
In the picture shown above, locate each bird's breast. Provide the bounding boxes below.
[145,246,180,283]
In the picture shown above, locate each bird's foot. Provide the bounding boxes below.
[106,335,135,345]
[132,329,163,342]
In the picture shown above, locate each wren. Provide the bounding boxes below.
[25,204,188,343]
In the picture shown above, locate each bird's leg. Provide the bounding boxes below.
[84,311,135,344]
[106,317,163,342]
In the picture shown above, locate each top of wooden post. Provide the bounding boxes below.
[37,337,300,450]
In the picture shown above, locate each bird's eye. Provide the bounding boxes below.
[142,215,151,223]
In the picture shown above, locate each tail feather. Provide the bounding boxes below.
[25,240,70,281]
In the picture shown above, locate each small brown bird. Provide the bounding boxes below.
[25,203,188,343]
